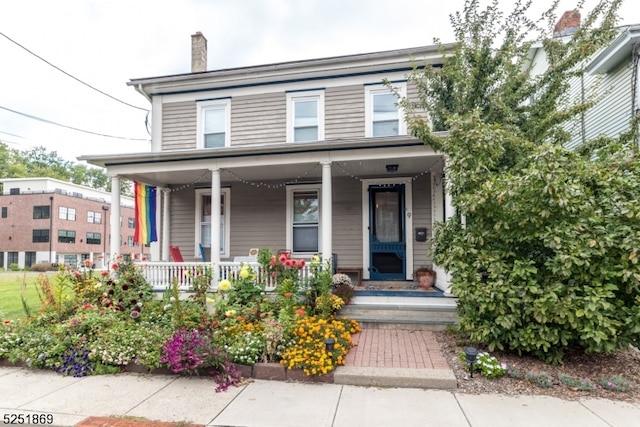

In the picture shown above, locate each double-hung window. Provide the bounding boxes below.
[59,207,76,221]
[365,82,407,137]
[197,99,231,148]
[33,205,50,219]
[86,232,101,245]
[286,90,324,142]
[87,211,102,224]
[286,185,320,255]
[58,230,76,244]
[195,188,230,258]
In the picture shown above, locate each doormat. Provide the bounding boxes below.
[355,288,444,298]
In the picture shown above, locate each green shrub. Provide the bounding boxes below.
[598,375,633,392]
[30,263,56,272]
[9,263,19,272]
[557,373,596,391]
[526,371,555,389]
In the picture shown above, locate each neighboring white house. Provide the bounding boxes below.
[525,11,640,150]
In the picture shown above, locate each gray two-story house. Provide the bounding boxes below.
[81,33,455,292]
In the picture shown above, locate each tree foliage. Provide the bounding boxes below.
[403,0,640,363]
[0,142,130,196]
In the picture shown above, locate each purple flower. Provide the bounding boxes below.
[130,310,140,319]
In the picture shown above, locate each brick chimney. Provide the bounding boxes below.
[191,32,207,73]
[554,10,581,37]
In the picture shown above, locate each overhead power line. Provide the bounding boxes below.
[0,105,149,141]
[0,30,149,112]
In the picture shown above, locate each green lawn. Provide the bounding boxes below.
[0,272,46,320]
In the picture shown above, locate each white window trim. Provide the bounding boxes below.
[286,90,325,143]
[364,82,407,137]
[286,184,321,257]
[196,99,231,148]
[194,188,231,259]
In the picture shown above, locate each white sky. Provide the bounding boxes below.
[0,0,638,163]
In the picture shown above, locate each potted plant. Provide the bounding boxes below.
[415,267,436,290]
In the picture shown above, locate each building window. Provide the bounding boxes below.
[59,206,76,221]
[32,229,50,243]
[87,211,102,224]
[25,252,36,268]
[1,207,6,218]
[365,83,407,137]
[7,252,18,265]
[195,188,230,258]
[197,99,231,148]
[9,188,19,195]
[128,217,135,229]
[86,232,101,245]
[127,236,134,246]
[286,90,325,142]
[33,205,50,219]
[286,185,320,255]
[58,230,76,244]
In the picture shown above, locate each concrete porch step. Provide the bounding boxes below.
[339,295,458,329]
[333,366,457,389]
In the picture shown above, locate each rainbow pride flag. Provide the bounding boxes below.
[134,182,158,245]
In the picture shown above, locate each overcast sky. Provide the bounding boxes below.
[1,0,638,163]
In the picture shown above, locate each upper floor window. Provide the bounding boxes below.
[58,230,76,244]
[86,232,101,245]
[59,206,76,221]
[365,83,407,137]
[197,99,231,148]
[1,207,6,218]
[286,90,325,142]
[128,217,135,229]
[33,205,50,219]
[87,211,102,224]
[33,229,50,243]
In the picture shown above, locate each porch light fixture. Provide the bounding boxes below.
[464,346,479,378]
[386,164,398,173]
[325,338,335,352]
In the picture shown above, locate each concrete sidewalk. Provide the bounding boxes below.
[1,367,638,427]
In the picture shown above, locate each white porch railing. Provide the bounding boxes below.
[136,261,314,293]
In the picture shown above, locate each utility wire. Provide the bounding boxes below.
[0,105,149,141]
[0,30,149,112]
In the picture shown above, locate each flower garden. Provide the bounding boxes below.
[0,248,360,392]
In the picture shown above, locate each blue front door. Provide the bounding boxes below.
[369,184,406,280]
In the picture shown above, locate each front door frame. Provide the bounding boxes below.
[362,177,413,280]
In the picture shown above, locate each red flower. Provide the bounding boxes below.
[141,256,147,261]
[298,259,306,268]
[101,271,109,277]
[284,292,293,298]
[112,263,119,270]
[295,308,305,316]
[279,254,287,263]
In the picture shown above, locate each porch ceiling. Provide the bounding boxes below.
[123,155,443,188]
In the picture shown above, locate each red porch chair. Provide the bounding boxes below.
[169,246,184,262]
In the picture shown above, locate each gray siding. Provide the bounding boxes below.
[230,93,286,145]
[325,86,365,140]
[169,189,198,260]
[332,177,363,268]
[227,182,286,257]
[411,173,433,271]
[162,102,197,150]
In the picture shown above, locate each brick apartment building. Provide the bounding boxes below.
[0,177,150,270]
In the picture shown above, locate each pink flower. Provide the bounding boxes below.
[285,259,294,267]
[284,292,293,298]
[111,263,119,270]
[279,254,287,263]
[101,271,109,277]
[298,259,306,268]
[83,259,92,267]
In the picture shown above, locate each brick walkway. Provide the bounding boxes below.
[344,328,450,369]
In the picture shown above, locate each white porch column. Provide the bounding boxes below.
[109,176,121,265]
[432,163,455,296]
[210,169,221,286]
[321,161,333,265]
[162,189,170,261]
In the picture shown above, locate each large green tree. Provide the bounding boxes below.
[402,0,640,362]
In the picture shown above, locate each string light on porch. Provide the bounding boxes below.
[222,163,321,189]
[335,156,445,183]
[164,171,210,193]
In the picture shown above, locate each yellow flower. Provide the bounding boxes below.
[239,268,249,279]
[218,279,231,291]
[225,309,236,317]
